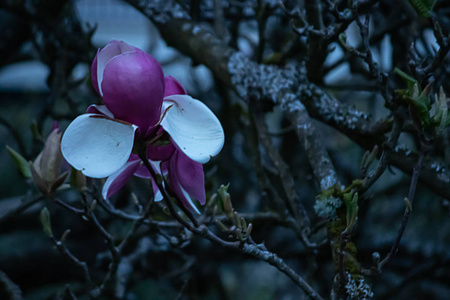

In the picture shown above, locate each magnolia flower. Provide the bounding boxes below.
[102,79,208,213]
[61,40,224,212]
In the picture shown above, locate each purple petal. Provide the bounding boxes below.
[133,165,149,178]
[174,150,206,205]
[97,41,135,95]
[146,143,176,161]
[167,152,203,213]
[92,41,137,96]
[51,121,60,133]
[102,50,165,131]
[168,173,198,213]
[164,76,187,97]
[102,159,140,199]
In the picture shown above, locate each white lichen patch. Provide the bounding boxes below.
[314,196,342,219]
[228,52,371,134]
[136,0,189,24]
[320,173,338,190]
[430,162,446,173]
[285,100,306,113]
[314,91,368,130]
[228,52,303,104]
[228,48,372,140]
[394,144,412,156]
[345,272,374,300]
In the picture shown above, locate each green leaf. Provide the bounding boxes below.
[409,93,431,115]
[395,71,434,129]
[6,146,31,178]
[407,0,436,18]
[394,67,418,92]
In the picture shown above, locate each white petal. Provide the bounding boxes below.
[61,114,137,178]
[155,184,163,202]
[150,159,162,175]
[150,160,163,201]
[86,104,114,118]
[161,95,224,164]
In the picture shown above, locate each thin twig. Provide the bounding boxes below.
[0,195,44,224]
[379,151,426,268]
[88,212,120,292]
[54,198,84,214]
[118,194,154,251]
[50,234,98,299]
[241,243,324,300]
[138,149,324,300]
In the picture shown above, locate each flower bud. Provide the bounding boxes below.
[30,125,68,197]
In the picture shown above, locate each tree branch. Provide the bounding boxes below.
[137,148,324,299]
